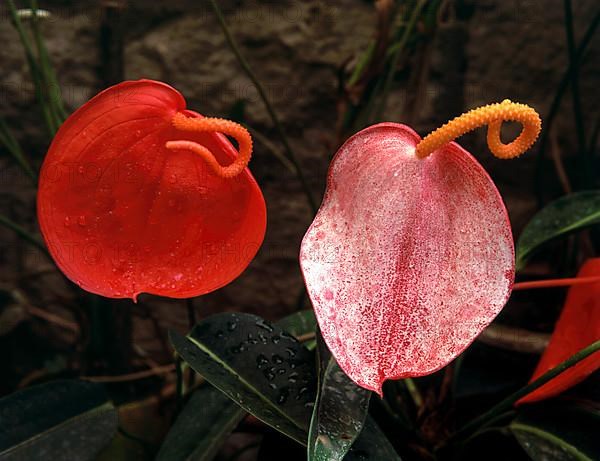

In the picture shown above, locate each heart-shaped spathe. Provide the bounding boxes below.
[38,80,266,300]
[300,122,514,393]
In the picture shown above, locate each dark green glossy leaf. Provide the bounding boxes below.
[308,333,370,461]
[277,310,316,339]
[510,403,600,460]
[160,311,319,460]
[156,385,245,461]
[346,417,402,461]
[0,380,118,461]
[169,313,316,446]
[516,192,600,270]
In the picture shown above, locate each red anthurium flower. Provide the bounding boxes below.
[37,79,266,300]
[300,100,541,393]
[517,258,600,405]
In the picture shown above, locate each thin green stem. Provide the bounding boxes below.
[0,214,48,255]
[175,355,184,415]
[535,10,599,202]
[185,299,197,389]
[207,0,318,213]
[374,0,427,122]
[348,40,376,87]
[447,339,600,445]
[563,0,588,187]
[246,125,296,174]
[404,378,424,409]
[7,0,57,135]
[30,0,67,124]
[0,118,37,182]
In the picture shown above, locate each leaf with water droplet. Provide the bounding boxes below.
[345,417,402,461]
[516,191,600,270]
[308,334,371,461]
[169,312,317,445]
[276,310,317,338]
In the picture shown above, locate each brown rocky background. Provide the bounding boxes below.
[0,0,598,368]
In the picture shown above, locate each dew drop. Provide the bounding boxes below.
[263,367,276,381]
[296,386,309,400]
[255,318,274,332]
[276,387,289,405]
[285,347,297,357]
[256,354,269,369]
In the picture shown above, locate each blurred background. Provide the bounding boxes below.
[0,1,598,458]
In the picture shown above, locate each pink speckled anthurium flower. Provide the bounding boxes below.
[300,100,541,393]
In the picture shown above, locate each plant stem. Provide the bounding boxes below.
[446,339,600,445]
[0,214,48,255]
[0,118,37,182]
[247,125,296,173]
[374,0,427,122]
[7,0,57,136]
[563,0,588,188]
[207,0,318,214]
[185,298,197,388]
[404,378,424,409]
[175,355,184,415]
[513,275,600,290]
[478,324,549,354]
[535,10,599,203]
[29,0,67,123]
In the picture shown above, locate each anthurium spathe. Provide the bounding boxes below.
[37,79,266,300]
[517,258,600,405]
[300,101,541,393]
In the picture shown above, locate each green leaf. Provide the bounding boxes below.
[159,311,318,460]
[169,313,316,446]
[0,380,118,460]
[516,191,600,270]
[156,385,245,461]
[346,417,402,461]
[276,309,316,338]
[308,334,371,461]
[511,403,600,460]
